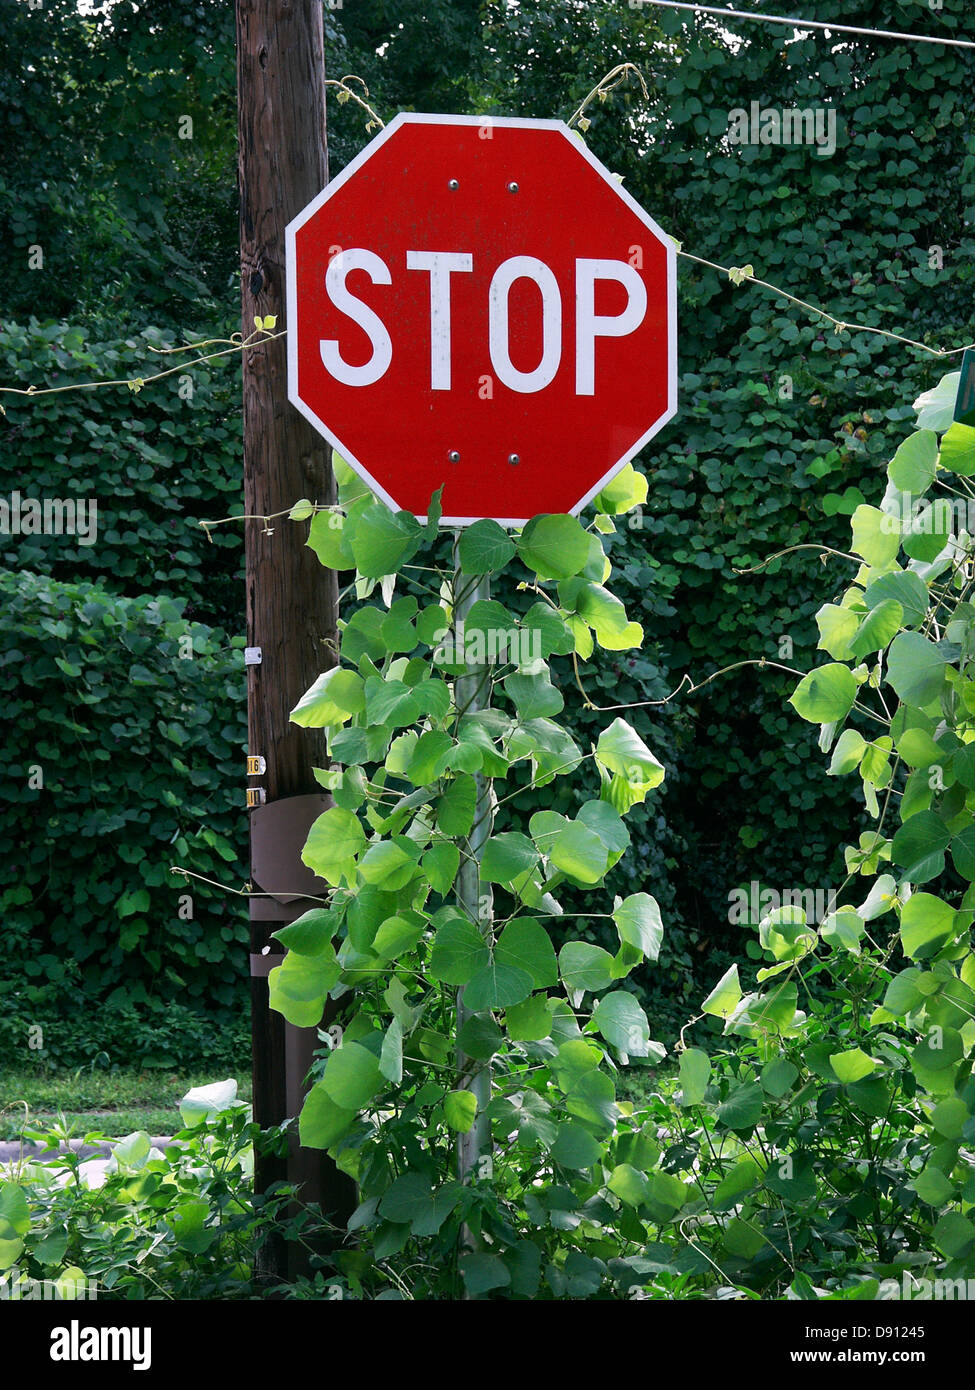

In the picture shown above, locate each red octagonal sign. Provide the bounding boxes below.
[286,114,676,526]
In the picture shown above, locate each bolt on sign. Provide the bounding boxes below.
[286,114,677,525]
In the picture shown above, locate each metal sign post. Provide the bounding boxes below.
[451,539,495,1204]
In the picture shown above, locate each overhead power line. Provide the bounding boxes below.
[638,0,975,52]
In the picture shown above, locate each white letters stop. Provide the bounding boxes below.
[320,249,647,395]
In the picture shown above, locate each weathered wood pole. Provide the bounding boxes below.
[236,0,352,1279]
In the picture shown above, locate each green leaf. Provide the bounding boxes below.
[299,1081,356,1150]
[372,914,424,960]
[380,597,419,654]
[931,1097,968,1139]
[899,892,957,960]
[713,1158,763,1211]
[504,669,564,719]
[595,718,665,798]
[505,993,555,1041]
[883,967,925,1016]
[608,1164,650,1207]
[568,582,642,650]
[364,677,421,728]
[914,371,959,432]
[678,1048,711,1105]
[715,1082,763,1132]
[888,430,938,493]
[0,1184,30,1269]
[595,463,648,515]
[444,1090,478,1132]
[481,832,539,886]
[939,421,975,477]
[789,663,856,724]
[422,842,459,896]
[829,1048,878,1083]
[268,949,340,1027]
[358,839,418,890]
[891,810,949,883]
[886,633,947,707]
[428,915,490,985]
[851,504,900,568]
[913,1027,963,1073]
[290,667,364,727]
[436,775,477,837]
[322,1042,384,1109]
[592,991,653,1056]
[951,825,975,880]
[301,807,366,885]
[551,1122,602,1169]
[272,908,342,958]
[380,1017,403,1084]
[406,730,453,785]
[379,1173,431,1224]
[307,509,355,569]
[761,1058,798,1097]
[649,1170,688,1215]
[463,961,533,1010]
[495,917,558,987]
[702,964,742,1019]
[895,728,944,769]
[517,514,591,580]
[933,1212,975,1259]
[167,1198,216,1254]
[522,602,576,657]
[457,1014,504,1059]
[178,1079,239,1128]
[849,599,903,659]
[546,818,609,885]
[912,1166,953,1205]
[612,893,664,960]
[350,505,421,578]
[816,604,859,660]
[827,727,866,776]
[459,1252,511,1295]
[458,519,516,573]
[902,499,951,562]
[863,570,929,627]
[820,906,865,954]
[558,941,617,994]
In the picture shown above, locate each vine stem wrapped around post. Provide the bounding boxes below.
[451,536,494,1209]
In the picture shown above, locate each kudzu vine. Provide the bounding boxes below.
[262,366,975,1300]
[267,459,671,1298]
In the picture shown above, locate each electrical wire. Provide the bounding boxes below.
[638,0,975,52]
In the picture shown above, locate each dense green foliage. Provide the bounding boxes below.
[0,570,248,1067]
[0,321,244,623]
[0,0,238,330]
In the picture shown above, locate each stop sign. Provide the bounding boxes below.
[286,114,676,526]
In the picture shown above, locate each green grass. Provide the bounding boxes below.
[0,1066,252,1142]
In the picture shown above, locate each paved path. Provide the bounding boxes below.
[0,1137,173,1187]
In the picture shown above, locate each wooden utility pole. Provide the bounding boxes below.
[236,0,352,1278]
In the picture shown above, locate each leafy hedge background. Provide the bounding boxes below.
[1,0,973,1061]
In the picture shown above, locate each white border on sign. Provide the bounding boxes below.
[285,112,678,528]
